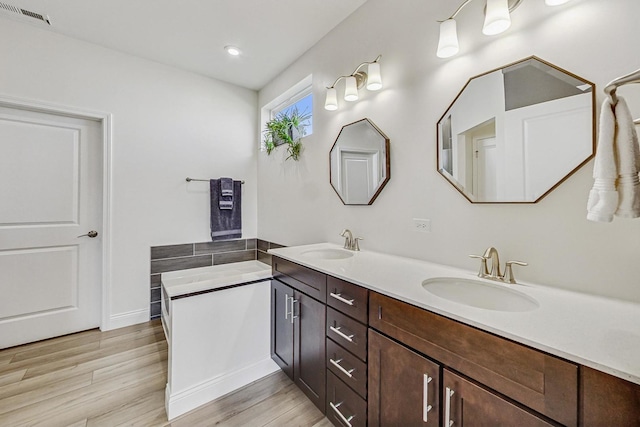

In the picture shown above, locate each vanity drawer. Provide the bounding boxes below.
[327,371,367,427]
[327,276,368,324]
[369,292,578,427]
[327,338,367,399]
[272,256,326,303]
[327,307,368,362]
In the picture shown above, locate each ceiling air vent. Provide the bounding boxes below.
[0,1,51,25]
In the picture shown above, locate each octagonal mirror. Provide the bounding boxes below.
[330,118,390,205]
[437,56,595,203]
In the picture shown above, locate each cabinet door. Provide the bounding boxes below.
[368,330,440,426]
[581,366,640,426]
[442,369,554,427]
[271,280,294,380]
[294,290,326,413]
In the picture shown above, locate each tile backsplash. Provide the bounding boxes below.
[150,238,282,319]
[257,239,284,266]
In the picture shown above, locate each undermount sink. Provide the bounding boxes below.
[301,248,354,260]
[422,277,539,312]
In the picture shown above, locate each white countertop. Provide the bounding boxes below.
[161,260,272,298]
[269,242,640,385]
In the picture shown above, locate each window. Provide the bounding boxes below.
[261,75,314,145]
[271,91,313,136]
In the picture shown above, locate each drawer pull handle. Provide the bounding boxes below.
[330,292,355,306]
[445,387,455,427]
[423,374,433,422]
[330,326,354,343]
[329,401,354,427]
[330,358,355,378]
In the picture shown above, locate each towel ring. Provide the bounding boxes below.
[604,68,640,124]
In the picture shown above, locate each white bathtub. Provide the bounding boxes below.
[161,260,278,420]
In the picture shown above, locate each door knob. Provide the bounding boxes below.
[77,230,98,238]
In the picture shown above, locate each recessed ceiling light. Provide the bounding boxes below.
[225,46,241,56]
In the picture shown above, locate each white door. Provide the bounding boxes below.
[473,137,498,201]
[0,105,102,349]
[341,150,376,204]
[503,92,592,200]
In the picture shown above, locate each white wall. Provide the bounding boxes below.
[0,19,258,326]
[258,0,640,303]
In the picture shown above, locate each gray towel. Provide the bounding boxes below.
[210,179,242,241]
[220,177,233,197]
[219,177,234,209]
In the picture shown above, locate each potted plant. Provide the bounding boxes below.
[263,107,311,161]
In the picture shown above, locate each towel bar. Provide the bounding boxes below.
[186,177,245,184]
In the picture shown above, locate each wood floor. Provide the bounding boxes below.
[0,320,332,426]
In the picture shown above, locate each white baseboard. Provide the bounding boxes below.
[165,357,280,420]
[102,308,149,331]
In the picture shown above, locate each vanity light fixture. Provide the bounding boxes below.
[324,55,382,111]
[482,0,512,35]
[224,45,241,56]
[436,0,571,58]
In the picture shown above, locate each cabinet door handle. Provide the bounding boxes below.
[329,401,354,427]
[445,387,455,427]
[290,298,299,324]
[329,325,354,343]
[284,294,290,320]
[423,374,433,422]
[329,292,355,306]
[330,358,355,378]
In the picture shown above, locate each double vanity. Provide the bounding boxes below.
[158,241,640,425]
[269,242,640,426]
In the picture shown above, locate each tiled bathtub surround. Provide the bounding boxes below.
[150,238,283,319]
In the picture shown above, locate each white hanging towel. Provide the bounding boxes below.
[613,96,640,218]
[587,99,618,222]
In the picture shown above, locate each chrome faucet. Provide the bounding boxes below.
[340,229,362,251]
[469,246,528,284]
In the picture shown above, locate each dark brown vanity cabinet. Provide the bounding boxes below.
[271,257,327,412]
[369,291,578,427]
[271,258,372,423]
[273,259,640,426]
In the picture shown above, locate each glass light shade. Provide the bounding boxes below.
[224,45,241,56]
[366,62,382,91]
[324,87,338,111]
[545,0,570,5]
[437,19,460,58]
[483,0,511,35]
[344,76,359,101]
